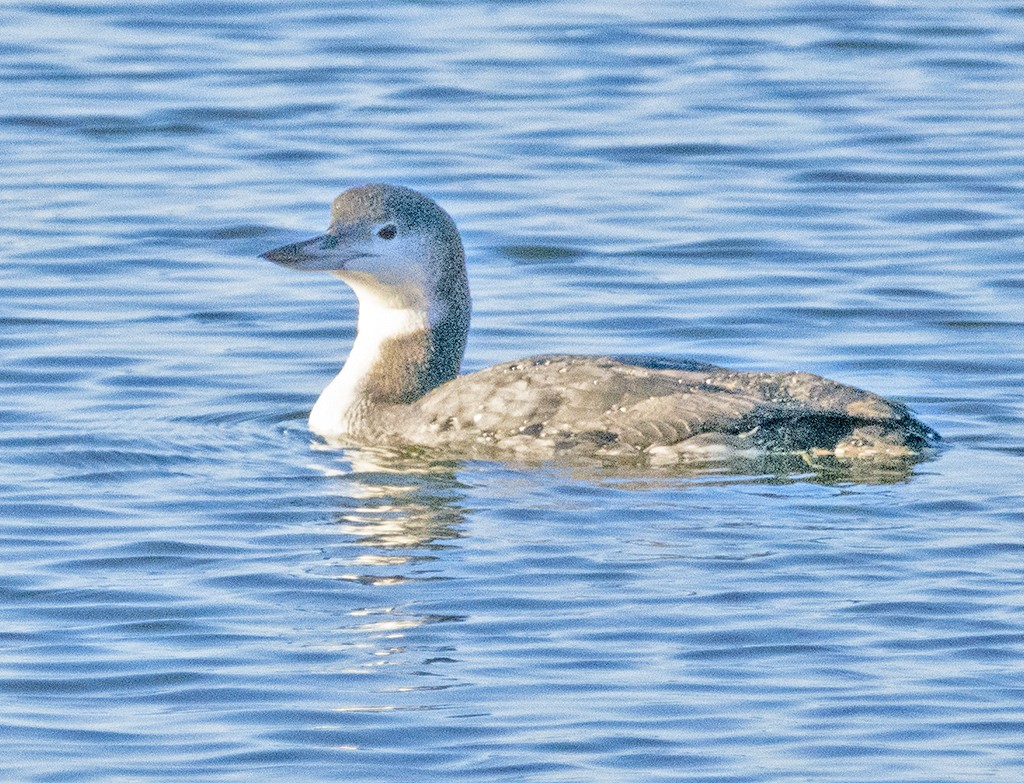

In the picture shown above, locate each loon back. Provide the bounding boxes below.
[375,355,938,463]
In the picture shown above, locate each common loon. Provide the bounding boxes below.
[262,184,938,465]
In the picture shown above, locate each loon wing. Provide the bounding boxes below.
[400,355,937,461]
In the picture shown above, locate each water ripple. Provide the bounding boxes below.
[2,1,1024,781]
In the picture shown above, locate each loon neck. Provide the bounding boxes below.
[309,274,470,440]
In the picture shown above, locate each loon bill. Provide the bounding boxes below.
[261,183,938,465]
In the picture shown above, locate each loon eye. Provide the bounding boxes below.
[377,224,397,240]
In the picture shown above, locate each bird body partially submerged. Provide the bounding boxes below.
[263,184,938,469]
[343,354,936,464]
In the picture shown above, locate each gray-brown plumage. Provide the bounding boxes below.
[262,184,938,467]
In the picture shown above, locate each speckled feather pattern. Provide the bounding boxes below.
[368,355,938,462]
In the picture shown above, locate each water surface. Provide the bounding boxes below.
[2,2,1024,781]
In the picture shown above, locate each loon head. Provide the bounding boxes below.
[262,185,472,430]
[262,183,468,312]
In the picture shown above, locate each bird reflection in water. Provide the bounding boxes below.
[309,446,469,688]
[318,446,467,560]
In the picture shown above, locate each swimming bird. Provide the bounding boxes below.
[262,184,937,466]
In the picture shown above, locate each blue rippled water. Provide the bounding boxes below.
[3,1,1024,781]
